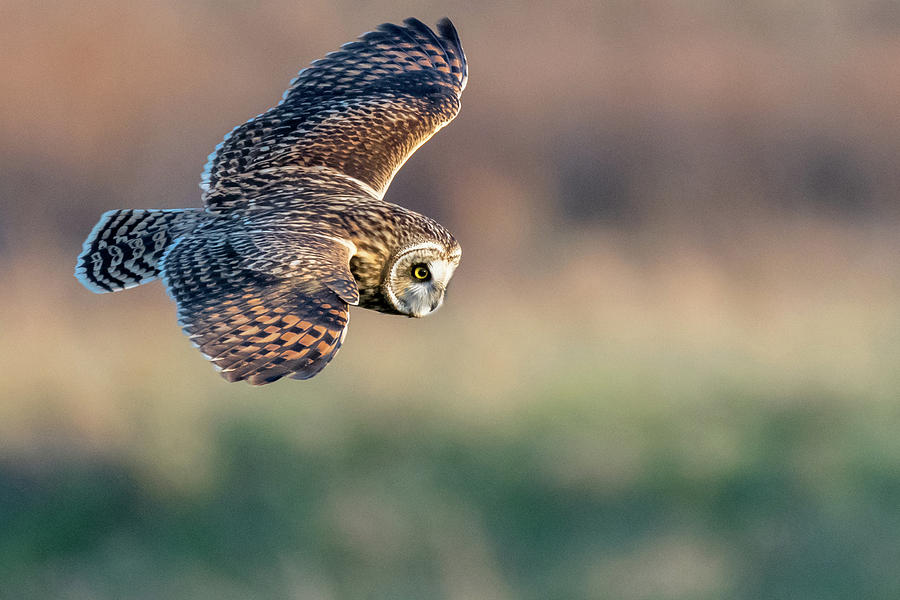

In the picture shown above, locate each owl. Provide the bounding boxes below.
[74,18,467,385]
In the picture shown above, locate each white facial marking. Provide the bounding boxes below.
[385,242,460,317]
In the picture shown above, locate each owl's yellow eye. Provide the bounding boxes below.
[412,264,431,281]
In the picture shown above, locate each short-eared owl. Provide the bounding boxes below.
[75,18,467,385]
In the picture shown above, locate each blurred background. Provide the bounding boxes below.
[2,1,900,598]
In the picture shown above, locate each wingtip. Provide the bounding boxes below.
[436,17,456,34]
[435,17,467,89]
[362,17,467,91]
[436,18,461,47]
[402,16,428,29]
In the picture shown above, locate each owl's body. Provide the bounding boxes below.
[75,18,466,384]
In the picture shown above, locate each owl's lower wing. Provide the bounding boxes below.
[160,230,357,384]
[201,18,467,211]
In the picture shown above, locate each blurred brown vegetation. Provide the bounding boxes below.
[3,1,900,599]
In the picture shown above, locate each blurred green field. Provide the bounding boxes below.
[4,226,900,599]
[4,1,900,598]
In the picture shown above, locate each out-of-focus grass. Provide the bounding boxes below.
[3,382,900,599]
[2,224,900,599]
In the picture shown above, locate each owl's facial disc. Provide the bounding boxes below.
[385,242,460,317]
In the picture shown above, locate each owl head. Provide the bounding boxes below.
[383,241,461,317]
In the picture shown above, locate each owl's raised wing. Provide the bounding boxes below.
[201,18,467,212]
[160,228,358,384]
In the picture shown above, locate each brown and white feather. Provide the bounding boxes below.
[75,18,466,384]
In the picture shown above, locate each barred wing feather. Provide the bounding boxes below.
[201,18,467,211]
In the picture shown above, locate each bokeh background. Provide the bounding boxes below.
[3,1,900,598]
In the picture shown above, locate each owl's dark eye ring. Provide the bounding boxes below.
[411,264,431,281]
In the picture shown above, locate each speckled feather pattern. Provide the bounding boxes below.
[160,227,354,383]
[201,17,467,205]
[74,18,466,384]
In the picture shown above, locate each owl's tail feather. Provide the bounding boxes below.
[75,208,204,293]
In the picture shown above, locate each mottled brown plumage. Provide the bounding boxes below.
[75,18,466,384]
